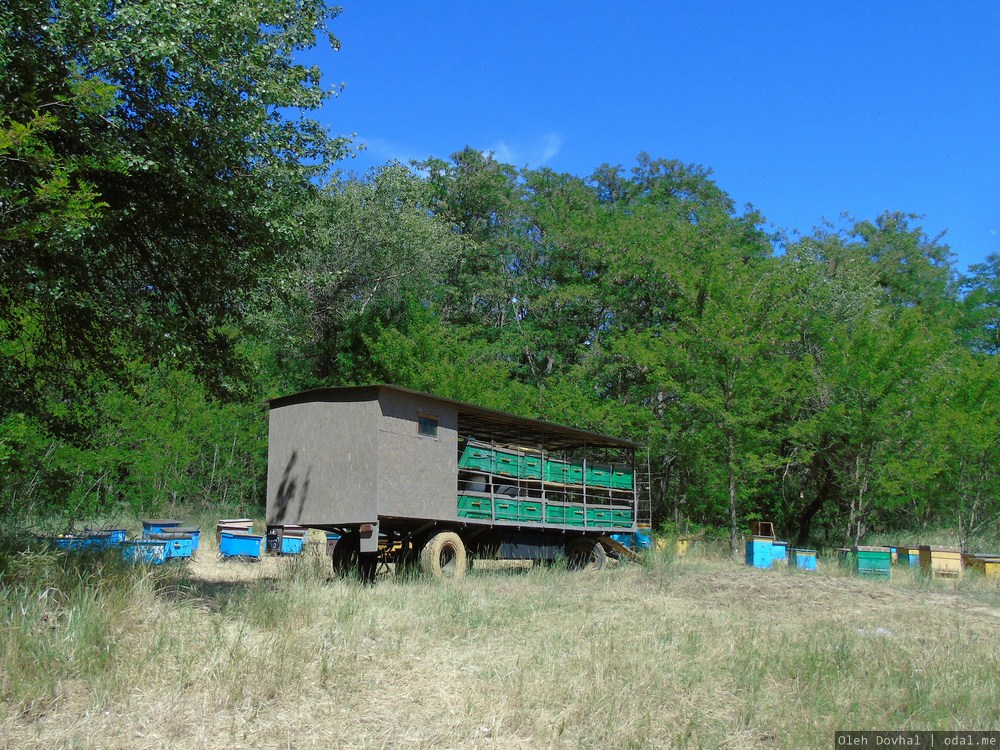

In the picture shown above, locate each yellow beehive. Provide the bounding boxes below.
[919,545,963,578]
[964,554,1000,578]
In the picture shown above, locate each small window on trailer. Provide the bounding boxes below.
[417,414,439,438]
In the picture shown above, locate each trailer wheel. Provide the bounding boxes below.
[420,531,468,580]
[330,532,359,577]
[566,538,607,571]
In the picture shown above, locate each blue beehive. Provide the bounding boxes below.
[77,529,128,548]
[219,531,263,559]
[48,534,93,552]
[122,540,168,565]
[104,529,128,546]
[266,526,307,555]
[48,531,121,551]
[745,538,774,568]
[771,541,789,564]
[172,527,201,551]
[280,534,305,555]
[609,526,653,551]
[146,532,195,559]
[142,519,182,536]
[789,548,817,571]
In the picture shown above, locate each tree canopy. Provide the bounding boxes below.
[1,0,346,425]
[2,4,996,547]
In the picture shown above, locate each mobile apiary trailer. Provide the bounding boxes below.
[266,385,641,579]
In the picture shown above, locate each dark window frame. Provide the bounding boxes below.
[417,413,439,438]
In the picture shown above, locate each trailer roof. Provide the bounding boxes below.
[268,385,638,451]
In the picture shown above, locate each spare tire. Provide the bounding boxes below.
[566,537,607,571]
[420,531,468,580]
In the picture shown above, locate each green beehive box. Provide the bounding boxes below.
[585,463,612,488]
[610,467,634,490]
[520,454,543,480]
[566,463,585,485]
[494,499,519,520]
[458,443,494,473]
[493,449,521,477]
[586,507,615,527]
[564,505,586,526]
[544,502,566,523]
[457,494,492,519]
[611,508,634,527]
[854,546,891,578]
[519,500,543,522]
[545,459,571,484]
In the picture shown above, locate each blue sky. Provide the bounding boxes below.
[307,1,998,274]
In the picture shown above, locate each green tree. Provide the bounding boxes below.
[959,253,999,354]
[1,0,346,426]
[250,163,460,391]
[780,219,959,544]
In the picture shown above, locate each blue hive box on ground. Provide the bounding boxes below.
[171,527,201,551]
[146,532,195,559]
[771,541,789,564]
[895,545,920,567]
[80,529,128,548]
[142,519,183,536]
[122,540,168,564]
[266,526,307,555]
[609,526,653,551]
[47,530,125,551]
[789,548,817,571]
[47,534,98,552]
[220,531,263,559]
[102,529,128,546]
[280,535,305,554]
[746,538,774,569]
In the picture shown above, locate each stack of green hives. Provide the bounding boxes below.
[456,441,635,528]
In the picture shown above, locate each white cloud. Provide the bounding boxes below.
[484,134,563,169]
[340,133,564,174]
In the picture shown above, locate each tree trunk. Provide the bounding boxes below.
[795,466,834,546]
[728,428,739,558]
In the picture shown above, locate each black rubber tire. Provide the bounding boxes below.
[330,532,359,577]
[420,531,468,580]
[358,552,378,585]
[566,537,607,571]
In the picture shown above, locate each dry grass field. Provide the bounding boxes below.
[3,537,1000,749]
